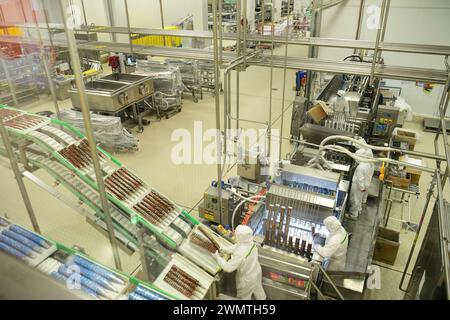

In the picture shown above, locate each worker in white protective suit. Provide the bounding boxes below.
[361,148,375,205]
[348,149,372,219]
[314,216,349,271]
[354,138,375,205]
[331,90,350,116]
[215,225,266,300]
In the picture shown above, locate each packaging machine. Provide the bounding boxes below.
[0,105,233,300]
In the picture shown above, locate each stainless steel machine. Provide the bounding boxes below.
[371,104,400,141]
[245,165,348,299]
[69,74,154,113]
[198,186,238,226]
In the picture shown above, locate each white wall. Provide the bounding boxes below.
[318,0,450,117]
[67,0,193,43]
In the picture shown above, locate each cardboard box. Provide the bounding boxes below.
[399,155,424,185]
[373,227,400,265]
[393,129,418,150]
[308,101,331,123]
[386,175,411,188]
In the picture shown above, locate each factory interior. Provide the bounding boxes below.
[0,0,449,302]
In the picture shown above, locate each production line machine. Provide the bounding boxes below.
[202,164,349,299]
[0,105,234,300]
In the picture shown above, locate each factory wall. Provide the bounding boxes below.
[318,0,450,118]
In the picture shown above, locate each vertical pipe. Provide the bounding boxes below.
[236,0,242,130]
[268,3,275,156]
[354,0,365,54]
[227,71,232,134]
[212,0,223,217]
[370,0,387,84]
[218,0,223,66]
[380,0,391,42]
[105,0,117,42]
[0,118,40,233]
[159,0,166,46]
[137,229,150,282]
[124,0,134,54]
[243,0,248,68]
[81,0,88,26]
[59,0,122,271]
[278,4,292,161]
[32,1,61,120]
[42,2,55,48]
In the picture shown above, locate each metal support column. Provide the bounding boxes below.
[218,0,223,67]
[236,0,242,130]
[59,0,122,271]
[105,0,117,42]
[124,0,134,54]
[0,118,40,233]
[137,228,150,282]
[354,0,365,54]
[32,2,61,120]
[212,0,223,216]
[159,0,166,46]
[370,0,388,84]
[278,4,292,161]
[268,2,275,156]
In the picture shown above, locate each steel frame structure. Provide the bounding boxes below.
[0,0,449,298]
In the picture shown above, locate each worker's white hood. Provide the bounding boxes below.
[324,216,342,234]
[235,225,254,244]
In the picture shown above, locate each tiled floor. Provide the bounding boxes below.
[0,43,449,299]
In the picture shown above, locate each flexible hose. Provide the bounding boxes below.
[231,195,266,232]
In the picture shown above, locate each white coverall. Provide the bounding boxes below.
[331,90,350,116]
[349,149,372,218]
[315,216,349,271]
[361,148,375,204]
[216,225,266,300]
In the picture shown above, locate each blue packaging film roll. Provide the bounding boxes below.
[58,265,110,298]
[50,271,99,299]
[135,285,167,300]
[9,225,50,249]
[129,293,148,300]
[66,263,117,293]
[0,234,36,258]
[1,230,43,254]
[73,256,124,285]
[0,241,27,260]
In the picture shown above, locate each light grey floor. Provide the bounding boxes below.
[0,44,449,299]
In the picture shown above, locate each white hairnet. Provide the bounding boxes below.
[235,225,254,244]
[323,216,342,234]
[337,90,346,98]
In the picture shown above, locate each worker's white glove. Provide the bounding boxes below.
[214,250,221,262]
[220,245,236,255]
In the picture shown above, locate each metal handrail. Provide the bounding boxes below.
[315,263,346,300]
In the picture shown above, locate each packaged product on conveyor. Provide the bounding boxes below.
[128,284,167,301]
[0,218,57,267]
[38,255,128,300]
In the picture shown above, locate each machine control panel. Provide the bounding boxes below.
[372,105,399,139]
